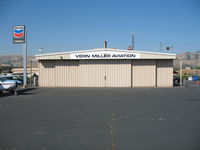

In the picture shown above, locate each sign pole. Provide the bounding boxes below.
[23,29,27,87]
[13,25,27,87]
[180,59,182,87]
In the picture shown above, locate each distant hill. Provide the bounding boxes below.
[0,51,200,69]
[174,51,200,68]
[0,55,38,68]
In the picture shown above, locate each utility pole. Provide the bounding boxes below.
[160,42,163,52]
[30,60,32,87]
[131,32,135,50]
[180,59,182,86]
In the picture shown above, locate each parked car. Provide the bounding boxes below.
[173,76,183,86]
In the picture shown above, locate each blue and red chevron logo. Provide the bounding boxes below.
[14,28,24,38]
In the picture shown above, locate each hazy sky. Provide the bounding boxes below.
[0,0,200,55]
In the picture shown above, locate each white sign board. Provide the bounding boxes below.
[70,51,140,59]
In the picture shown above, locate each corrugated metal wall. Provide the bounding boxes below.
[132,60,156,87]
[140,53,175,59]
[39,60,79,87]
[38,59,173,87]
[79,60,105,87]
[156,60,173,87]
[55,60,79,87]
[36,50,176,60]
[39,60,56,87]
[105,60,131,87]
[79,60,131,87]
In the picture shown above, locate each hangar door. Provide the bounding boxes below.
[55,60,79,87]
[79,60,131,87]
[156,60,173,87]
[132,60,156,87]
[39,60,79,87]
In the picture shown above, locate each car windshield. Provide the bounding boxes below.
[0,77,7,82]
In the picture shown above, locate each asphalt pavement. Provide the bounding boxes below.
[0,87,200,150]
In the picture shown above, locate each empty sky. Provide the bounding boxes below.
[0,0,200,55]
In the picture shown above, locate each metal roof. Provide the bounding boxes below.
[35,48,176,60]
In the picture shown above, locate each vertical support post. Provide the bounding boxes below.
[23,29,27,87]
[131,32,135,50]
[180,59,182,86]
[30,60,32,87]
[160,42,163,52]
[104,41,107,48]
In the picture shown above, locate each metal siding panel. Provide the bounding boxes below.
[43,61,47,87]
[55,60,79,87]
[39,60,56,87]
[106,60,131,87]
[156,60,173,87]
[79,60,105,87]
[141,53,175,59]
[50,61,56,87]
[38,61,42,87]
[132,60,156,87]
[39,61,47,87]
[79,60,131,87]
[38,59,172,88]
[55,61,63,87]
[80,60,95,87]
[38,60,85,87]
[39,61,41,86]
[42,61,46,87]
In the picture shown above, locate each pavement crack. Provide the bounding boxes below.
[102,112,117,150]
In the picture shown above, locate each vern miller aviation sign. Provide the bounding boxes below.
[70,51,141,59]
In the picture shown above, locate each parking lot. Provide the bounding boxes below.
[0,87,200,150]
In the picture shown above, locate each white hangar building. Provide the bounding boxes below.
[35,48,176,87]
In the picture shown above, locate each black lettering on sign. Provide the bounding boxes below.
[112,54,126,57]
[92,54,111,58]
[75,54,90,58]
[74,53,137,59]
[126,54,136,57]
[92,54,98,58]
[104,54,111,58]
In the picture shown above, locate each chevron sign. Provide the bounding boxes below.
[13,25,25,43]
